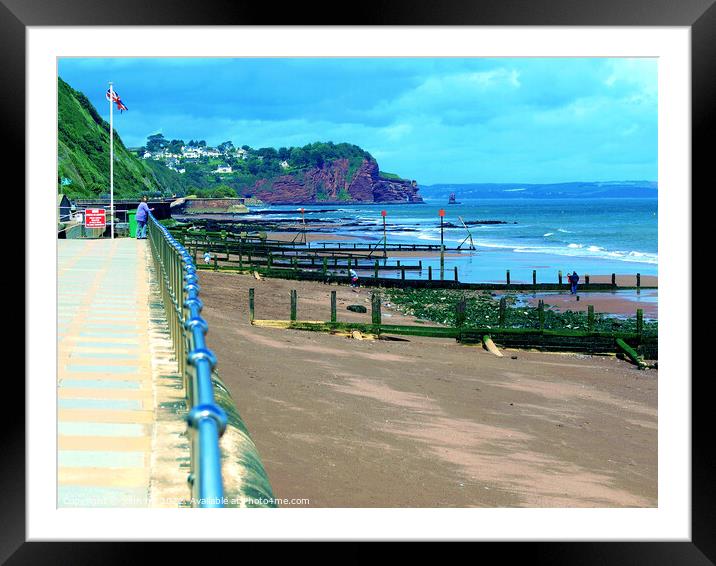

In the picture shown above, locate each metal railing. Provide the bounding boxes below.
[147,212,227,508]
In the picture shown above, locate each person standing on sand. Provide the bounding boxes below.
[136,196,154,240]
[349,268,359,292]
[568,270,580,294]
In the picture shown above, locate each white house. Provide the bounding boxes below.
[183,150,200,159]
[215,165,233,174]
[280,160,290,169]
[236,148,248,160]
[143,151,152,159]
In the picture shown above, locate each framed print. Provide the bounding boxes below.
[7,0,709,560]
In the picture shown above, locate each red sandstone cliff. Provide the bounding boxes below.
[246,158,423,204]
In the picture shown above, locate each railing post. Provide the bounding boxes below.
[532,270,537,286]
[454,266,458,282]
[330,290,337,323]
[588,305,595,332]
[374,260,379,279]
[558,270,563,285]
[499,297,506,327]
[506,270,510,285]
[428,265,433,281]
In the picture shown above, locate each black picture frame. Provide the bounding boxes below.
[7,0,706,560]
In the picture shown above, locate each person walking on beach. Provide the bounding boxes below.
[136,196,154,240]
[568,270,580,294]
[349,268,359,292]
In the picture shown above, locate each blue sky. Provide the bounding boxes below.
[58,58,657,185]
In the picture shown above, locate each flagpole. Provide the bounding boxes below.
[109,81,114,239]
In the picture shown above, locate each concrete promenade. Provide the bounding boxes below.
[57,238,189,507]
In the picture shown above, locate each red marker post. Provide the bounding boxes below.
[381,210,387,259]
[438,209,446,280]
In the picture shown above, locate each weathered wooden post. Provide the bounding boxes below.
[213,255,218,271]
[401,267,406,280]
[587,305,595,332]
[419,260,422,270]
[585,274,590,286]
[499,297,506,327]
[533,270,537,286]
[290,289,297,321]
[293,257,298,274]
[428,266,433,280]
[322,257,328,276]
[248,251,252,267]
[371,292,382,326]
[636,273,641,288]
[636,308,643,338]
[267,253,273,268]
[612,273,616,287]
[238,243,243,268]
[374,260,379,279]
[248,288,255,322]
[506,270,511,285]
[558,270,563,285]
[538,299,545,330]
[455,296,466,328]
[454,266,459,282]
[330,290,337,323]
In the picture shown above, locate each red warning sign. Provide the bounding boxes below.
[438,209,445,217]
[381,210,387,217]
[84,208,106,228]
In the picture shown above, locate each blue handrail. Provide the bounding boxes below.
[147,213,227,508]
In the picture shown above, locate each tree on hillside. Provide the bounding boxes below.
[257,147,278,160]
[168,139,185,154]
[146,133,168,153]
[218,140,235,154]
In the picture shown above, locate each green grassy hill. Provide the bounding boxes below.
[57,77,186,199]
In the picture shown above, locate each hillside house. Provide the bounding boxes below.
[215,165,233,174]
[57,194,71,222]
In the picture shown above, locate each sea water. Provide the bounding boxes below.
[246,196,658,284]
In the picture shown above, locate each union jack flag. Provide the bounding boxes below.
[106,88,128,113]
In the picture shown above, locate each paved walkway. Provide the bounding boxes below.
[57,238,189,507]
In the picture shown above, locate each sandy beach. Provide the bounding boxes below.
[199,272,657,508]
